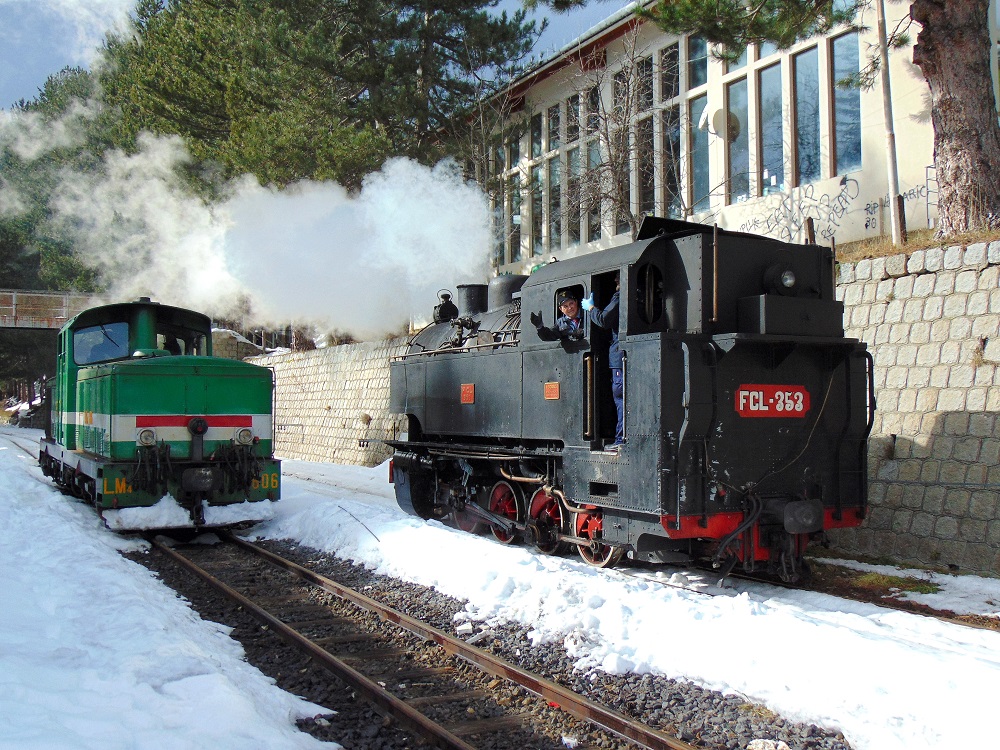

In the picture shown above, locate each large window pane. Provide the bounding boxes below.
[531,165,543,254]
[613,128,630,235]
[832,32,862,174]
[508,174,522,262]
[586,140,602,241]
[531,113,543,159]
[547,103,561,151]
[637,116,655,218]
[586,86,600,134]
[567,147,581,244]
[613,68,629,118]
[508,135,520,167]
[637,56,653,111]
[758,63,784,195]
[567,94,580,142]
[794,47,821,185]
[727,77,750,203]
[726,47,747,73]
[690,95,710,213]
[688,36,708,88]
[660,43,679,100]
[493,141,505,176]
[492,197,505,267]
[662,107,682,217]
[548,157,561,250]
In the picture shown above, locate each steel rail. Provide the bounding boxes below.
[148,537,478,750]
[222,532,699,750]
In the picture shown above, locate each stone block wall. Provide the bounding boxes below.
[829,241,1000,575]
[251,338,407,467]
[212,329,265,360]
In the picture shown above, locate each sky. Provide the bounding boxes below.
[3,424,1000,750]
[0,0,633,110]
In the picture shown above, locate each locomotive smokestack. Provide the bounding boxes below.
[488,275,528,310]
[456,284,488,316]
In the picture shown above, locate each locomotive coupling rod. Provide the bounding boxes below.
[557,532,627,549]
[461,502,519,534]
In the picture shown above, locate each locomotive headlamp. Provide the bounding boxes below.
[764,264,799,296]
[236,427,254,445]
[137,428,156,446]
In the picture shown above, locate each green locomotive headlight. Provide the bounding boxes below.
[236,427,254,445]
[137,428,156,446]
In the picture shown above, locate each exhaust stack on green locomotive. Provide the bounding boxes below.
[39,298,280,529]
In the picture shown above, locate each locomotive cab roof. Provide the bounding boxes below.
[64,298,212,336]
[62,298,214,363]
[522,216,840,338]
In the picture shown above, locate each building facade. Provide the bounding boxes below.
[488,2,1000,274]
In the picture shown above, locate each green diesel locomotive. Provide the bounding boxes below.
[39,298,280,529]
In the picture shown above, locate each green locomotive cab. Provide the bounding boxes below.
[40,297,280,529]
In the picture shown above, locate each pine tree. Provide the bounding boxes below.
[99,0,541,187]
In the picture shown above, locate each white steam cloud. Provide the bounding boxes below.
[49,132,246,314]
[224,160,491,336]
[2,107,493,339]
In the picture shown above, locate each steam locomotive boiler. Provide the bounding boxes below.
[388,217,873,580]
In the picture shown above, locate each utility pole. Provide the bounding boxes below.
[877,0,903,246]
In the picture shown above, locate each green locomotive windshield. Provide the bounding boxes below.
[74,322,130,365]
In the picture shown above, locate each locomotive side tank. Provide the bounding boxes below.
[389,218,873,579]
[39,298,280,528]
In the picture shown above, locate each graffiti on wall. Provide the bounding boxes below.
[737,178,929,242]
[738,177,860,242]
[863,185,928,232]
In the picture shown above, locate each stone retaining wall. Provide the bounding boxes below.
[253,239,1000,576]
[830,241,1000,575]
[213,329,265,360]
[251,338,407,467]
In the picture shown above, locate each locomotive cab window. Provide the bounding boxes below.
[554,284,586,327]
[634,262,664,325]
[627,255,672,334]
[73,322,130,365]
[156,326,207,356]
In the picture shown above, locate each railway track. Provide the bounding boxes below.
[0,428,41,460]
[147,532,697,750]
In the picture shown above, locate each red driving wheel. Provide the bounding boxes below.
[528,488,566,555]
[488,480,523,543]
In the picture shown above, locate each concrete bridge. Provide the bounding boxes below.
[0,289,94,330]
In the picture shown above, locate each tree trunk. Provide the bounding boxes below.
[911,0,1000,236]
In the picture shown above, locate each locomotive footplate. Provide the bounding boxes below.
[385,438,563,459]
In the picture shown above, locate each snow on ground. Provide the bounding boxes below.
[3,430,1000,750]
[0,431,329,750]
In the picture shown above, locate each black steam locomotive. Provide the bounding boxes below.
[388,218,873,580]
